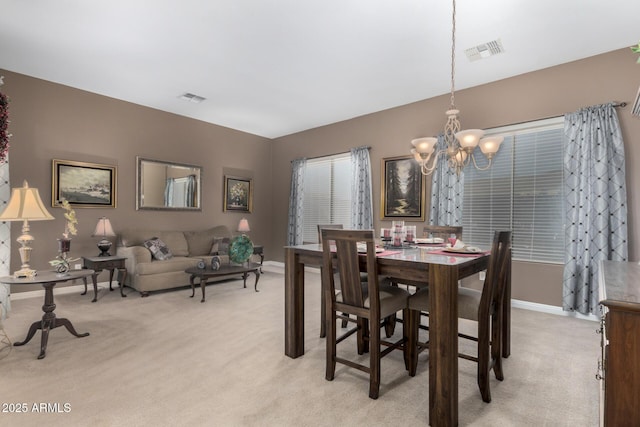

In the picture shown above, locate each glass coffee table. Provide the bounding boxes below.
[185,262,261,302]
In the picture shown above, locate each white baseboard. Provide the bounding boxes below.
[265,261,598,321]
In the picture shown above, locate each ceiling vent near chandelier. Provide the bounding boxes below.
[465,39,505,62]
[179,93,206,103]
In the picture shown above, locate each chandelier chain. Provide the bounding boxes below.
[450,0,456,109]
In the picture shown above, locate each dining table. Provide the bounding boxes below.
[284,243,511,427]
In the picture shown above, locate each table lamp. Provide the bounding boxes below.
[92,217,116,256]
[237,218,250,234]
[0,181,54,278]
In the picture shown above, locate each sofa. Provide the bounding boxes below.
[116,225,255,295]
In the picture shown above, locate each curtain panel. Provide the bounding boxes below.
[429,135,464,226]
[287,158,307,246]
[562,103,628,315]
[350,146,373,229]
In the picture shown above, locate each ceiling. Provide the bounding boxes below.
[1,0,639,139]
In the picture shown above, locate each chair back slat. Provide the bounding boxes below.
[479,231,511,318]
[317,224,343,244]
[423,225,463,240]
[321,229,379,312]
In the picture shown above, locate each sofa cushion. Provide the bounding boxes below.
[119,230,189,256]
[184,225,231,256]
[136,256,199,275]
[143,237,173,261]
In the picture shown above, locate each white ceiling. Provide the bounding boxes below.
[1,0,639,139]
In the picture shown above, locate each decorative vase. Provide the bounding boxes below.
[58,238,71,253]
[55,238,72,274]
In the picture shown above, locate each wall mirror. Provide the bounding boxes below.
[136,157,202,211]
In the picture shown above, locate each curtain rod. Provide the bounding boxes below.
[291,146,371,162]
[488,101,627,131]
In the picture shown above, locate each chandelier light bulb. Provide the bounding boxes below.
[455,129,484,149]
[411,137,438,154]
[479,136,504,155]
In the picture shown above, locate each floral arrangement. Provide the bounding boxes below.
[0,77,10,164]
[60,199,78,239]
[230,182,247,205]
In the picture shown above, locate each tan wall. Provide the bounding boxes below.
[271,48,640,307]
[1,70,273,292]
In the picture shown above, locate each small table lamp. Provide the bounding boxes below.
[237,218,250,234]
[92,217,116,256]
[0,181,54,278]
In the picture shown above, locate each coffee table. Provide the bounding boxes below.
[186,263,261,302]
[0,269,94,359]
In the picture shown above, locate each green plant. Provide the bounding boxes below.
[60,199,78,238]
[632,41,640,63]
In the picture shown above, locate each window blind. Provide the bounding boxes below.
[462,118,565,263]
[302,153,352,243]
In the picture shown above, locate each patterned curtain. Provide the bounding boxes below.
[429,135,464,226]
[350,146,373,229]
[0,159,10,321]
[563,103,628,315]
[287,158,307,246]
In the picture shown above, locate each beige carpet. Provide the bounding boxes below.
[1,266,599,426]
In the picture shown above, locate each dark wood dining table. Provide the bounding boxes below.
[284,243,511,427]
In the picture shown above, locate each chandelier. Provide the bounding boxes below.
[410,0,503,176]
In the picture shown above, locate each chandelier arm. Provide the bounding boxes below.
[449,0,456,109]
[470,153,493,171]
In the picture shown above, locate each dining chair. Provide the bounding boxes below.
[422,225,463,241]
[321,228,410,399]
[407,230,511,403]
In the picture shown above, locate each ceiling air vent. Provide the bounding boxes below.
[179,93,206,103]
[464,39,505,62]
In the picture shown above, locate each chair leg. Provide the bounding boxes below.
[357,317,369,355]
[369,318,381,399]
[407,308,419,376]
[492,311,504,381]
[477,318,492,403]
[402,308,410,371]
[320,281,326,338]
[384,314,396,338]
[326,310,336,381]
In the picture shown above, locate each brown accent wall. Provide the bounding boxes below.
[0,70,272,292]
[271,48,640,307]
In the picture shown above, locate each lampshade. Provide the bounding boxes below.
[0,181,54,221]
[92,217,116,237]
[237,218,250,233]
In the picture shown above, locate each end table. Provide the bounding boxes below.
[82,256,128,302]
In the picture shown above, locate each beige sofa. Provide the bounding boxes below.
[116,225,243,295]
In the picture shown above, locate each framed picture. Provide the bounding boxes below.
[224,175,253,213]
[52,159,117,208]
[380,155,426,221]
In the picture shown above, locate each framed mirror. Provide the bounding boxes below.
[136,157,202,211]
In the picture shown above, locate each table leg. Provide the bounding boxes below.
[200,277,206,303]
[254,269,261,292]
[90,273,99,303]
[285,248,305,358]
[189,275,196,299]
[243,272,248,288]
[13,283,89,359]
[108,268,115,291]
[502,257,512,358]
[118,269,128,297]
[428,264,459,426]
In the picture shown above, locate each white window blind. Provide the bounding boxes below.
[462,118,565,263]
[302,153,352,243]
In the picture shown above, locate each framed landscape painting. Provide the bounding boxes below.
[223,175,252,213]
[52,159,117,208]
[380,155,426,221]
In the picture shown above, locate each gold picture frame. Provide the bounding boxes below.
[380,155,426,221]
[52,159,117,208]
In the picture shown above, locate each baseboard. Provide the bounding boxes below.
[265,261,598,321]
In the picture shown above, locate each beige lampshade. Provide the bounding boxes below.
[92,217,116,237]
[237,218,250,233]
[0,181,54,221]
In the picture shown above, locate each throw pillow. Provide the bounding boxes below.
[143,237,173,261]
[210,237,230,255]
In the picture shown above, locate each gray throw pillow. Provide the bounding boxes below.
[143,237,173,261]
[210,237,230,256]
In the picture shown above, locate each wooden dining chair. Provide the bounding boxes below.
[317,224,344,338]
[422,225,463,240]
[321,228,410,399]
[407,230,511,403]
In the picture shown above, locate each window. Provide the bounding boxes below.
[302,153,352,243]
[462,117,565,263]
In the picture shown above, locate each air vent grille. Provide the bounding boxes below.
[179,93,206,103]
[465,39,505,62]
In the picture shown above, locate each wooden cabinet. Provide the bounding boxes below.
[598,261,640,427]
